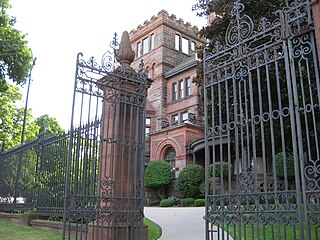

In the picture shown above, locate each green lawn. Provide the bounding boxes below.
[0,218,161,240]
[144,218,162,240]
[211,214,318,240]
[0,219,61,240]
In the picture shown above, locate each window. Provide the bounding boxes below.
[179,80,184,98]
[146,66,150,78]
[150,34,155,50]
[181,112,188,123]
[172,83,178,101]
[175,34,180,50]
[164,147,176,173]
[146,117,151,125]
[146,117,151,140]
[172,114,179,125]
[182,37,189,54]
[137,42,141,57]
[191,41,196,52]
[186,77,191,96]
[142,37,149,55]
[165,147,176,161]
[146,127,151,139]
[162,118,169,128]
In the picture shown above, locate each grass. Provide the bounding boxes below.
[0,219,61,240]
[0,218,161,240]
[144,218,162,240]
[210,212,318,240]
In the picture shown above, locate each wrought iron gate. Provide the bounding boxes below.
[62,34,149,239]
[204,0,320,239]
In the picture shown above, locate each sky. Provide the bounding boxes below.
[9,0,207,130]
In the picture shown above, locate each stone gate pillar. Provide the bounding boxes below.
[89,31,151,240]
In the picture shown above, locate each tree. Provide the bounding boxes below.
[0,84,64,150]
[0,0,33,92]
[144,160,172,200]
[34,114,64,135]
[177,164,204,198]
[0,84,38,149]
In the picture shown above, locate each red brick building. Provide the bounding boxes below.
[128,1,320,180]
[129,10,206,177]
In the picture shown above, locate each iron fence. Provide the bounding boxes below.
[203,0,320,239]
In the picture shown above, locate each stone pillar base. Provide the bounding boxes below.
[21,212,39,226]
[88,222,148,240]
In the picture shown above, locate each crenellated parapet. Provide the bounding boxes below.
[129,9,201,42]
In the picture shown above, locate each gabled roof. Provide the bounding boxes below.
[164,54,198,79]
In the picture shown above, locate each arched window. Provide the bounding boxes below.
[146,66,150,78]
[164,147,176,169]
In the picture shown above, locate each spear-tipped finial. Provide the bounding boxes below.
[115,31,135,67]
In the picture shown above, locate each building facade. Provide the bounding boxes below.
[129,10,206,177]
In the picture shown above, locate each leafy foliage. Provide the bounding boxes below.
[208,162,231,178]
[194,198,205,207]
[0,0,33,92]
[160,198,175,207]
[144,160,172,199]
[181,198,195,207]
[0,84,38,149]
[274,152,295,179]
[177,164,204,198]
[0,84,64,150]
[34,114,64,135]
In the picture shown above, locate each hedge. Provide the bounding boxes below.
[194,199,205,207]
[181,198,194,207]
[160,198,175,207]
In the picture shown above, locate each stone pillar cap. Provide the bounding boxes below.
[115,31,135,67]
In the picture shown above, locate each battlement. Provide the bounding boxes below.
[129,9,199,36]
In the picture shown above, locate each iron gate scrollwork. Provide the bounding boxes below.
[204,0,320,239]
[62,33,149,240]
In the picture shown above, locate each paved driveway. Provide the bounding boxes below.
[144,207,205,240]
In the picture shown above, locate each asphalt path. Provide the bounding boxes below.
[144,207,233,240]
[144,207,206,240]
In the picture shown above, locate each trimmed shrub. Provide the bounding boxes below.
[209,162,231,178]
[144,160,173,199]
[274,152,295,179]
[181,198,194,207]
[160,198,175,207]
[194,199,206,207]
[177,164,204,198]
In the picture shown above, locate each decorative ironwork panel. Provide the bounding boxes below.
[203,0,320,240]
